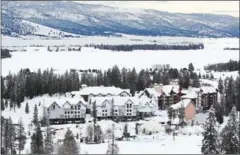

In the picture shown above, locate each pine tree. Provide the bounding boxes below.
[106,143,119,154]
[188,63,194,72]
[8,117,16,154]
[111,65,121,87]
[16,117,26,154]
[31,123,44,154]
[58,129,79,155]
[5,99,8,108]
[33,104,38,126]
[192,74,200,88]
[1,99,5,111]
[44,126,53,154]
[218,77,224,94]
[25,102,29,114]
[220,106,239,154]
[214,103,224,124]
[3,118,10,154]
[201,106,219,154]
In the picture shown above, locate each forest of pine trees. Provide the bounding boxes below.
[204,59,239,72]
[201,106,240,154]
[85,43,204,51]
[1,116,26,154]
[1,49,12,59]
[1,63,210,109]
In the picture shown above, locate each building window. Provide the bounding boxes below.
[78,115,80,118]
[71,106,73,110]
[115,110,117,112]
[65,115,67,118]
[68,111,70,114]
[78,111,80,114]
[75,106,77,110]
[102,110,105,113]
[102,113,105,116]
[65,111,67,114]
[53,105,55,110]
[78,105,80,110]
[71,111,73,114]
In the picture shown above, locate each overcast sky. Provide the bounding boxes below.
[75,1,239,17]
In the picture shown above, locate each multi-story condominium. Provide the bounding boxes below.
[45,97,87,124]
[139,84,180,110]
[194,86,218,111]
[90,96,156,121]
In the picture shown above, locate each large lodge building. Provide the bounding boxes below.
[45,84,218,124]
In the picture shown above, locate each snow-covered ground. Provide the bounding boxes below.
[1,90,227,154]
[1,36,239,76]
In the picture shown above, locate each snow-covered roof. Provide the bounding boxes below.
[145,88,161,98]
[74,86,129,96]
[181,88,198,99]
[171,99,192,110]
[161,85,179,96]
[91,96,142,106]
[45,96,87,108]
[199,86,217,93]
[138,106,152,113]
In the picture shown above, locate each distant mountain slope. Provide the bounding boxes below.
[2,1,239,37]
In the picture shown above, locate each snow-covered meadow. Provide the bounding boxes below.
[2,35,239,76]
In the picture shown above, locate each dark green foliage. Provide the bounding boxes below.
[204,59,239,72]
[201,107,219,154]
[33,105,38,126]
[220,106,239,154]
[31,124,44,154]
[1,49,12,59]
[58,129,79,155]
[25,102,29,114]
[86,43,204,51]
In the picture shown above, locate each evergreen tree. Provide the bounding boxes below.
[103,71,109,86]
[3,118,10,154]
[5,99,8,108]
[44,126,54,154]
[16,117,26,154]
[191,74,200,88]
[33,104,38,126]
[31,123,44,154]
[225,76,236,115]
[58,129,79,155]
[111,65,121,87]
[1,99,5,111]
[120,68,129,89]
[188,63,194,72]
[218,77,224,94]
[8,117,16,154]
[128,68,137,96]
[25,102,29,114]
[162,73,170,85]
[214,103,224,124]
[106,143,119,154]
[201,106,219,154]
[220,106,239,154]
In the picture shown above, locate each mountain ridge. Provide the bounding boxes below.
[2,1,239,38]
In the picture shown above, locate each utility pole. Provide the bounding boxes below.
[93,100,96,143]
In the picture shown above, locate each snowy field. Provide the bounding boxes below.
[2,35,239,76]
[2,93,204,154]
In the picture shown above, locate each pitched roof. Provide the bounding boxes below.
[74,86,129,96]
[171,99,193,110]
[92,96,145,106]
[199,86,217,93]
[45,96,87,108]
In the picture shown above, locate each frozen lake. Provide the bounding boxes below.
[2,36,239,76]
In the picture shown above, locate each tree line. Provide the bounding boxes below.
[85,43,204,51]
[1,63,205,110]
[204,59,239,72]
[1,49,12,59]
[1,68,80,110]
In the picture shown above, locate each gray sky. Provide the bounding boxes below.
[75,1,239,17]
